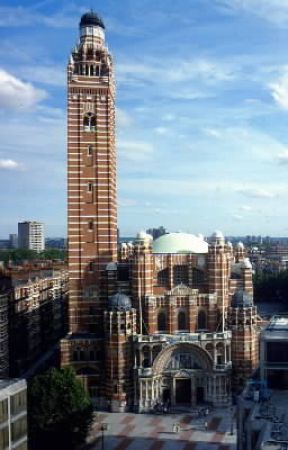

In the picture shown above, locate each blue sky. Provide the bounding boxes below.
[1,1,288,238]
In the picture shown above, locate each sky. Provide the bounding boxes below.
[1,1,288,238]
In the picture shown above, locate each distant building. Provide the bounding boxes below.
[237,315,288,450]
[9,234,18,249]
[0,379,27,450]
[45,237,66,249]
[18,221,44,252]
[146,226,168,240]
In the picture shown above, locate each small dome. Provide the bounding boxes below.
[108,293,132,312]
[242,258,252,269]
[236,241,245,249]
[211,230,224,239]
[226,241,233,248]
[136,230,153,241]
[153,232,208,254]
[80,11,105,29]
[231,289,253,308]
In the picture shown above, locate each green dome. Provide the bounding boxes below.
[152,232,208,254]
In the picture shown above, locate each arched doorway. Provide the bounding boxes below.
[152,343,213,407]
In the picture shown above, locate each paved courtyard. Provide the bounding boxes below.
[84,407,237,450]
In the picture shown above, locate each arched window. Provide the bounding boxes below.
[101,65,109,76]
[192,268,205,289]
[157,268,169,288]
[197,310,207,330]
[88,220,93,231]
[178,311,187,331]
[173,265,188,286]
[83,113,96,131]
[158,312,166,332]
[88,145,93,156]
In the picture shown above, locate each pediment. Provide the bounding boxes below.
[174,369,191,378]
[167,284,196,296]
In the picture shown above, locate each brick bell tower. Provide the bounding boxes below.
[61,11,117,399]
[67,11,117,334]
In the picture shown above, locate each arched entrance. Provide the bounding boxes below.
[152,343,213,407]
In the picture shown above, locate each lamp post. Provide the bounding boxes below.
[100,423,110,450]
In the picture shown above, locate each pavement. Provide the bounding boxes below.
[84,406,237,450]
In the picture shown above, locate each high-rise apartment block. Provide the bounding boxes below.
[18,221,44,252]
[61,12,260,413]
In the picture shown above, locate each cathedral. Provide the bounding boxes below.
[61,11,260,413]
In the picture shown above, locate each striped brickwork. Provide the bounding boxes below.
[67,29,117,335]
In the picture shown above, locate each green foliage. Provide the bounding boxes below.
[254,270,288,303]
[28,367,93,450]
[0,248,66,263]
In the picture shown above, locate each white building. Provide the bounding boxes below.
[18,221,45,252]
[0,379,27,450]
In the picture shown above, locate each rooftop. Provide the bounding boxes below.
[262,315,288,340]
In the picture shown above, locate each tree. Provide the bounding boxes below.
[28,367,93,450]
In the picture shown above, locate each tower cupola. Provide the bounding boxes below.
[79,10,105,40]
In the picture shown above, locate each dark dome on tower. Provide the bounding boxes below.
[231,289,253,308]
[108,293,132,312]
[80,11,105,29]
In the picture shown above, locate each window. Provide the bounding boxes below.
[173,265,188,286]
[88,262,93,272]
[88,221,94,231]
[88,145,93,156]
[0,400,8,424]
[158,311,166,332]
[178,311,187,331]
[88,182,93,193]
[83,113,96,132]
[197,310,207,330]
[157,268,169,288]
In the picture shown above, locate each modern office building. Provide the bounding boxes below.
[18,221,45,252]
[61,11,260,412]
[9,234,18,249]
[0,379,27,450]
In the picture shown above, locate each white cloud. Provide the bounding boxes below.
[203,128,223,139]
[162,114,175,122]
[0,69,47,110]
[119,140,154,162]
[240,205,253,212]
[232,214,243,220]
[154,127,169,135]
[117,57,235,87]
[0,159,21,170]
[237,187,275,199]
[276,150,288,164]
[269,71,288,109]
[218,0,288,26]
